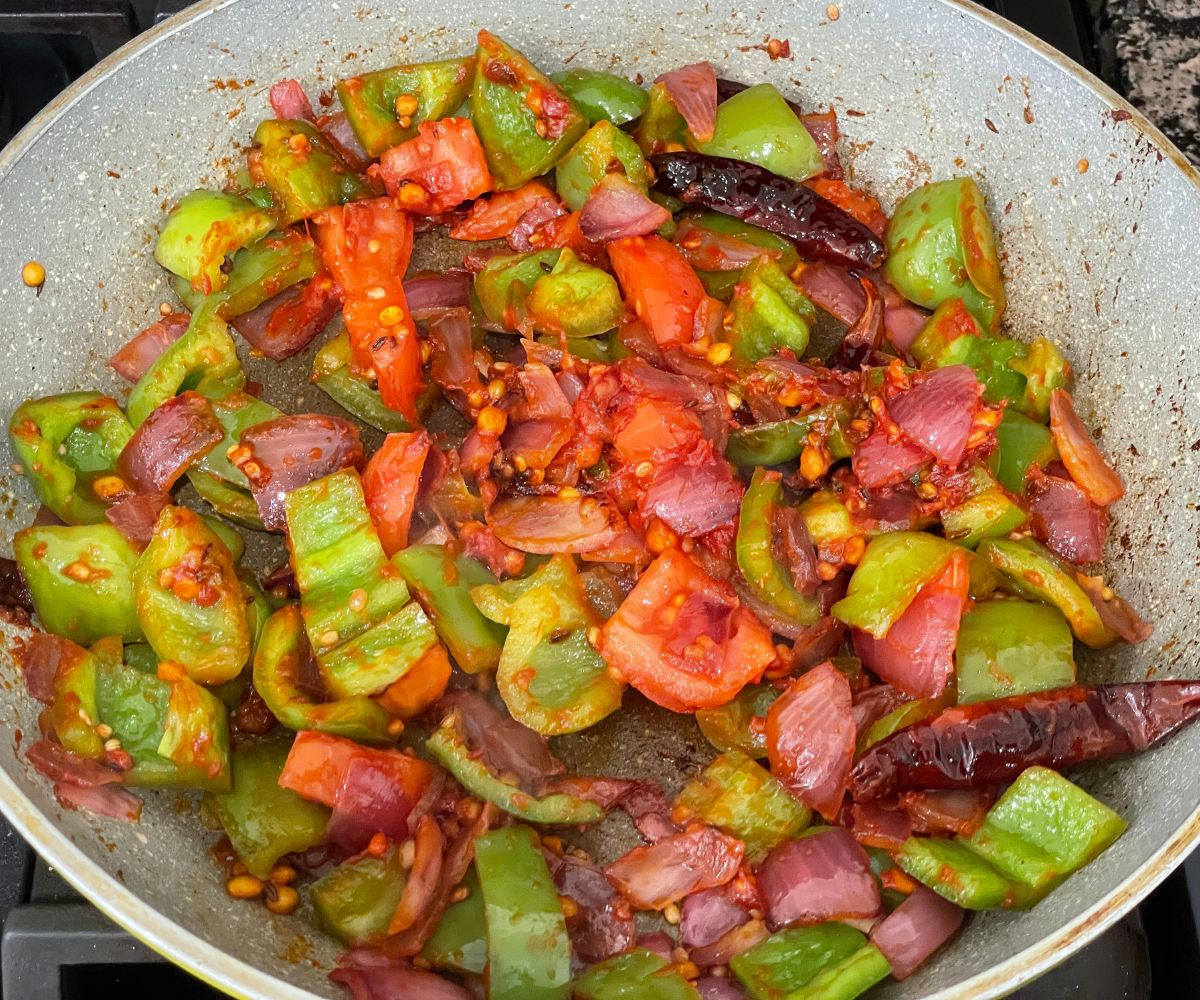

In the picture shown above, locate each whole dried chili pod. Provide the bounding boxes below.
[649,151,886,268]
[850,681,1200,800]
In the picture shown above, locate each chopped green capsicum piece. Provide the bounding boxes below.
[857,692,952,752]
[132,506,251,685]
[9,392,133,525]
[471,31,587,190]
[310,845,408,945]
[939,465,1029,549]
[14,523,142,644]
[989,408,1059,495]
[392,544,506,673]
[786,944,891,1000]
[193,388,282,491]
[910,299,1026,409]
[187,469,265,531]
[725,401,852,468]
[555,120,647,210]
[474,825,572,1000]
[208,736,330,878]
[697,83,824,182]
[727,254,816,362]
[550,69,648,126]
[955,600,1075,704]
[1009,336,1072,422]
[311,332,421,433]
[573,948,701,999]
[695,683,780,759]
[731,923,868,1000]
[634,82,686,156]
[337,57,474,157]
[421,868,487,975]
[254,119,371,225]
[471,554,623,735]
[474,248,561,331]
[886,177,1006,331]
[896,836,1014,910]
[154,189,275,295]
[426,718,603,825]
[50,638,104,759]
[527,248,624,339]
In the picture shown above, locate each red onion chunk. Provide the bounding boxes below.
[510,197,568,251]
[852,552,969,699]
[118,391,222,495]
[325,755,417,854]
[777,507,820,595]
[800,110,843,179]
[230,275,340,361]
[870,885,965,980]
[108,312,190,382]
[1028,473,1107,564]
[331,948,471,1000]
[675,217,779,272]
[605,825,745,910]
[390,814,444,932]
[1075,572,1152,644]
[427,308,484,404]
[19,633,79,704]
[881,283,930,355]
[766,661,855,820]
[545,849,637,963]
[681,885,750,949]
[237,414,363,530]
[852,429,930,489]
[319,111,370,170]
[639,449,742,537]
[54,780,142,821]
[579,174,672,243]
[546,776,679,842]
[26,739,124,786]
[269,79,315,121]
[438,691,563,790]
[105,492,170,550]
[657,62,718,142]
[404,272,471,317]
[691,917,771,969]
[697,976,750,1000]
[795,262,863,325]
[639,932,676,960]
[900,788,995,837]
[487,494,623,554]
[758,827,881,929]
[889,366,983,465]
[833,277,884,370]
[847,800,913,850]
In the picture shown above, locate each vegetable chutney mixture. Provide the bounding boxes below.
[4,28,1187,1000]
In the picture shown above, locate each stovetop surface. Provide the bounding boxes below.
[0,1,1197,997]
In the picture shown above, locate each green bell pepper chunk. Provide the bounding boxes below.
[471,31,587,190]
[967,546,1003,600]
[573,949,701,999]
[254,119,371,225]
[173,229,320,319]
[727,254,816,362]
[697,84,824,182]
[857,692,951,752]
[187,469,265,531]
[472,554,623,736]
[634,82,686,156]
[910,299,1026,409]
[474,825,572,1000]
[786,944,891,1000]
[315,598,438,700]
[121,642,159,674]
[695,683,780,759]
[955,600,1075,704]
[737,469,822,627]
[337,57,474,157]
[310,846,408,945]
[50,639,103,758]
[550,69,649,126]
[126,306,245,428]
[797,490,857,550]
[538,333,613,363]
[989,408,1058,495]
[474,249,561,330]
[421,868,487,975]
[239,570,273,650]
[527,248,624,338]
[726,401,852,468]
[202,514,245,564]
[1009,336,1072,422]
[939,465,1029,549]
[133,506,251,685]
[9,392,133,525]
[193,389,282,490]
[980,538,1118,648]
[896,836,1014,909]
[731,924,867,1000]
[154,189,275,295]
[831,531,960,638]
[426,720,603,825]
[392,544,506,673]
[253,604,395,742]
[676,749,810,863]
[555,120,647,211]
[695,211,800,276]
[311,332,420,433]
[208,736,330,878]
[14,523,142,644]
[886,177,1006,331]
[94,639,231,791]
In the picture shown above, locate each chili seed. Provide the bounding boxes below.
[21,261,45,289]
[663,902,681,925]
[394,93,419,117]
[706,342,732,366]
[226,874,264,899]
[477,406,507,436]
[264,885,300,915]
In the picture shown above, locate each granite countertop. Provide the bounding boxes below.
[1098,0,1200,162]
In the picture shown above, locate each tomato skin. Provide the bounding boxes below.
[806,176,888,238]
[374,118,493,215]
[612,397,704,468]
[449,181,559,241]
[362,430,431,556]
[277,731,437,808]
[316,198,423,420]
[376,644,452,718]
[598,547,775,712]
[1048,389,1124,506]
[608,235,706,349]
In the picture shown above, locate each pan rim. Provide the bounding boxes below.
[0,1,1196,997]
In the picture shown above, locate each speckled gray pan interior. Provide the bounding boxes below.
[0,0,1197,996]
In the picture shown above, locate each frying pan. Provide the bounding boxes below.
[0,0,1197,996]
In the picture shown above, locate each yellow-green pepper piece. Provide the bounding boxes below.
[555,120,647,211]
[787,944,891,1000]
[337,57,474,157]
[154,189,275,295]
[955,600,1075,704]
[14,523,143,644]
[989,408,1058,495]
[725,401,852,468]
[692,210,801,301]
[310,845,408,945]
[527,248,624,338]
[1009,336,1072,422]
[697,84,825,182]
[8,392,133,525]
[857,692,951,752]
[727,253,816,362]
[896,836,1014,909]
[634,82,686,156]
[695,683,780,759]
[311,332,418,433]
[574,949,701,999]
[550,69,649,126]
[474,248,561,330]
[886,177,1006,331]
[187,469,265,531]
[910,299,1026,408]
[939,465,1029,549]
[133,506,251,685]
[193,389,281,491]
[421,868,487,975]
[254,119,371,225]
[471,31,587,190]
[731,923,868,1000]
[50,638,104,759]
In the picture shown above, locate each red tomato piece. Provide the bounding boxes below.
[1049,388,1125,507]
[598,547,775,713]
[278,731,436,809]
[806,177,888,238]
[362,430,431,556]
[449,181,560,241]
[608,235,706,349]
[374,118,493,215]
[612,398,705,469]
